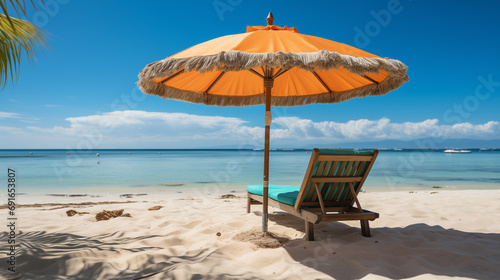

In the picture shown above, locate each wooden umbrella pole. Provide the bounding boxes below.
[262,72,273,232]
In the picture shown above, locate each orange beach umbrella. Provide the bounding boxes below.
[138,13,409,232]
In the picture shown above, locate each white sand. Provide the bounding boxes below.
[1,190,500,279]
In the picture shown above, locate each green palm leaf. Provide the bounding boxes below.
[1,0,47,90]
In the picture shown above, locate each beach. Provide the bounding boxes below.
[2,189,499,279]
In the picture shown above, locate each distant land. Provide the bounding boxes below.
[207,138,500,150]
[1,139,498,150]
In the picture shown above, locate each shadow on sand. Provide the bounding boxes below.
[0,230,261,280]
[268,211,500,280]
[2,214,498,279]
[2,231,144,279]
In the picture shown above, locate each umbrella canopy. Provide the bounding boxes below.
[138,15,408,106]
[138,13,408,232]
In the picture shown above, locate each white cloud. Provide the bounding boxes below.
[272,117,500,142]
[1,110,496,148]
[27,110,263,147]
[0,126,25,134]
[0,112,21,119]
[0,111,39,122]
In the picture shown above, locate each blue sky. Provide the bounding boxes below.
[1,0,500,148]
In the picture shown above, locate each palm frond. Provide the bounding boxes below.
[1,1,38,17]
[1,0,37,30]
[0,13,47,89]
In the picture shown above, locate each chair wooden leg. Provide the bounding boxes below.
[360,220,371,237]
[305,221,314,241]
[246,194,251,213]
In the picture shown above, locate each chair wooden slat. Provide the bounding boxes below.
[344,161,355,177]
[318,155,373,161]
[303,159,326,203]
[349,161,361,176]
[310,176,363,183]
[318,161,335,200]
[330,160,349,201]
[353,161,366,176]
[310,160,333,201]
[317,161,327,176]
[333,183,348,202]
[326,182,340,201]
[341,161,362,200]
[322,161,340,199]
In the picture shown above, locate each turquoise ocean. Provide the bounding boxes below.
[1,149,499,195]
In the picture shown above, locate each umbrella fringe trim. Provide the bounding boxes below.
[138,50,408,81]
[138,71,409,107]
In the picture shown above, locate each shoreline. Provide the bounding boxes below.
[3,183,499,199]
[3,187,499,208]
[2,188,496,209]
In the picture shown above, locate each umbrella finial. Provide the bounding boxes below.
[266,12,274,26]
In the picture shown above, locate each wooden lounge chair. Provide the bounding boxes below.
[246,149,379,241]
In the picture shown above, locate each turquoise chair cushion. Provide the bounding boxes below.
[247,184,300,206]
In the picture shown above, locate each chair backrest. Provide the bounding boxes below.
[294,149,379,211]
